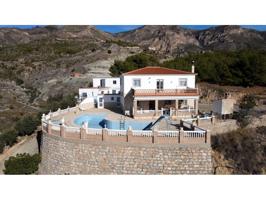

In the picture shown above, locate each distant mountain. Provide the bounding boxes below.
[0,25,114,47]
[116,25,201,54]
[116,25,266,55]
[197,25,266,51]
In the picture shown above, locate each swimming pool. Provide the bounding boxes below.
[74,113,153,130]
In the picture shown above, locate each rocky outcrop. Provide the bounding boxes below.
[117,25,266,55]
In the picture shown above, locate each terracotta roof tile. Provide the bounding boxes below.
[123,66,193,75]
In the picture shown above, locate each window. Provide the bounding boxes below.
[113,80,117,84]
[133,79,141,87]
[82,93,87,98]
[179,78,187,87]
[117,97,120,103]
[112,90,116,94]
[111,97,114,101]
[101,91,104,94]
[156,79,164,90]
[100,79,105,87]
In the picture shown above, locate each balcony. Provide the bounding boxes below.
[134,88,199,97]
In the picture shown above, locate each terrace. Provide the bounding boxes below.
[41,106,210,145]
[134,88,199,97]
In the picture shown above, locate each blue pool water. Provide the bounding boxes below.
[74,113,152,130]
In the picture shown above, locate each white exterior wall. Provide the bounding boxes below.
[93,77,120,89]
[79,88,99,97]
[79,87,120,98]
[212,99,236,115]
[120,74,196,97]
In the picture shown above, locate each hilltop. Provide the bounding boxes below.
[117,25,266,56]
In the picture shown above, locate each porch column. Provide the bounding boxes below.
[175,99,179,116]
[133,100,137,117]
[155,100,158,116]
[194,99,199,115]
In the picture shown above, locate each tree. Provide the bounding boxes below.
[234,95,257,128]
[0,140,5,154]
[15,116,39,136]
[109,53,159,76]
[239,95,257,110]
[4,153,41,174]
[1,130,18,146]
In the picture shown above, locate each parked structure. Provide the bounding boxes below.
[212,98,237,118]
[79,65,199,118]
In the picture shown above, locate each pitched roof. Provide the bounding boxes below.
[123,66,194,75]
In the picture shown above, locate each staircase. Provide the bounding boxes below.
[119,116,125,130]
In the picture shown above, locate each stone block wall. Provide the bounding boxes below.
[39,133,213,175]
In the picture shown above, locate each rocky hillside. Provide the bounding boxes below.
[117,25,266,56]
[0,26,142,131]
[117,25,201,55]
[1,25,266,132]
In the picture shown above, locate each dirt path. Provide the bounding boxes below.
[0,134,38,174]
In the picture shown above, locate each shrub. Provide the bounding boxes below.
[4,153,41,174]
[15,78,24,85]
[234,95,257,128]
[233,110,250,128]
[15,116,39,136]
[43,93,77,112]
[1,130,18,146]
[0,140,5,154]
[239,95,257,110]
[109,53,159,76]
[212,127,266,174]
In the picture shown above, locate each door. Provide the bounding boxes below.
[98,97,104,108]
[156,79,164,90]
[100,79,105,87]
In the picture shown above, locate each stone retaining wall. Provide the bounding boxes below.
[39,133,213,175]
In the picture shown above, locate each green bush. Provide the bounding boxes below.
[43,93,77,112]
[233,95,257,128]
[0,140,5,154]
[0,130,18,153]
[4,153,41,174]
[0,130,18,146]
[109,53,159,76]
[15,116,39,136]
[239,95,257,110]
[15,78,24,85]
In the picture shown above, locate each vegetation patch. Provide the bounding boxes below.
[233,95,257,128]
[109,50,266,86]
[4,153,41,174]
[0,130,18,153]
[212,126,266,174]
[110,53,159,76]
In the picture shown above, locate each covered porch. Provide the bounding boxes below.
[133,98,198,119]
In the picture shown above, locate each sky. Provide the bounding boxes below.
[1,25,266,33]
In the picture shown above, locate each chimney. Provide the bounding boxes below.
[191,60,195,73]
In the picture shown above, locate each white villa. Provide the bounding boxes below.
[79,65,199,119]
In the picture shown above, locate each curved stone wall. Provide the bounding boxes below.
[40,133,213,175]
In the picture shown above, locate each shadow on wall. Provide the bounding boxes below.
[36,130,42,153]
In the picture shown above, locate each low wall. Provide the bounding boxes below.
[39,133,213,175]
